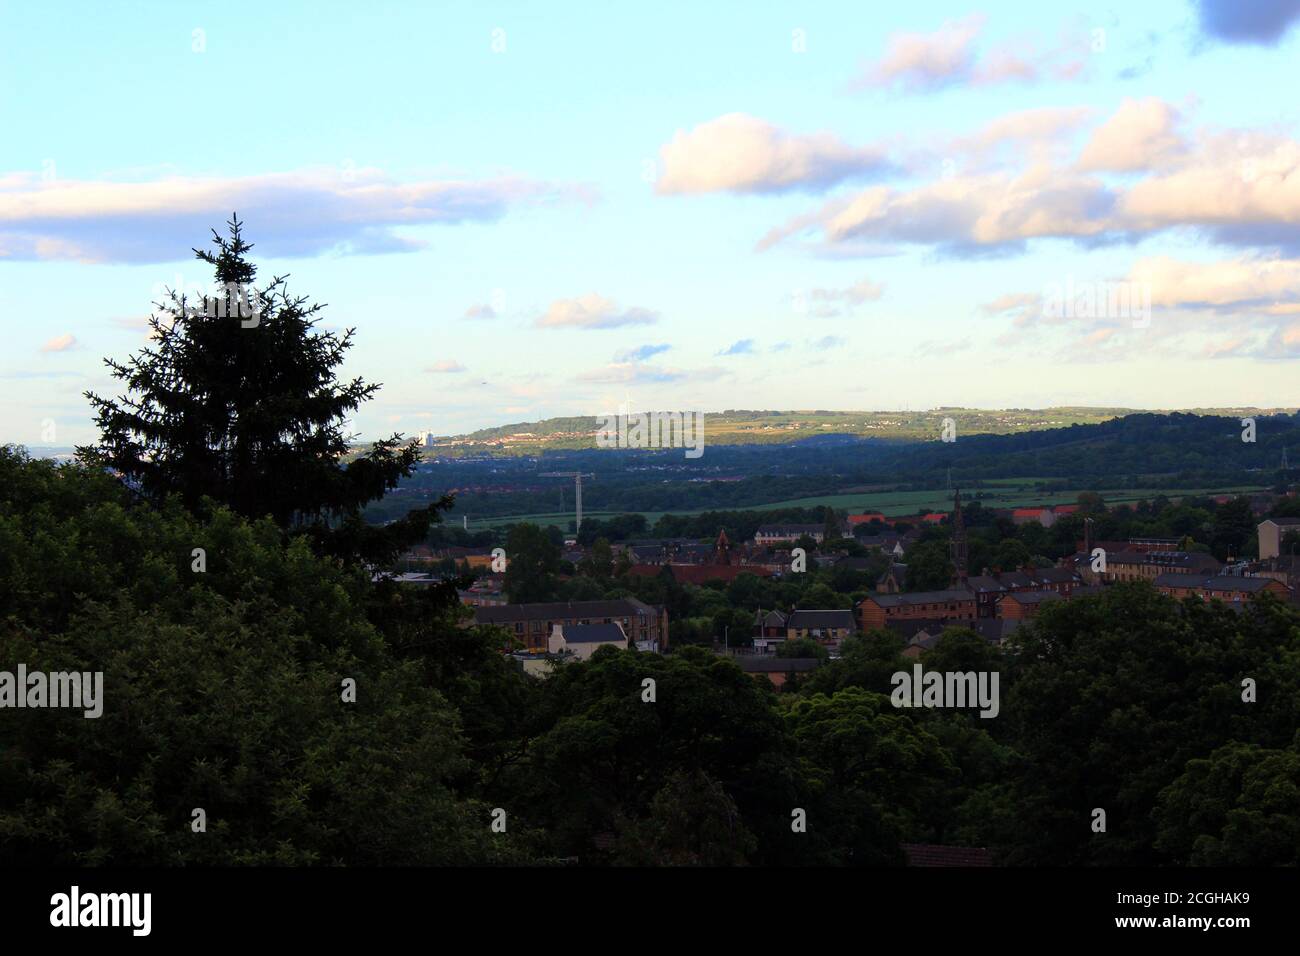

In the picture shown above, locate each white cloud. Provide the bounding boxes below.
[1078,98,1186,172]
[535,294,659,330]
[41,333,77,352]
[853,14,1088,92]
[656,113,890,195]
[427,360,467,373]
[0,167,593,263]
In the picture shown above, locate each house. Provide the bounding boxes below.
[754,524,826,546]
[439,546,497,569]
[1011,507,1056,527]
[475,598,667,653]
[1258,518,1300,560]
[876,563,908,593]
[997,585,1104,620]
[786,609,856,649]
[1096,549,1222,584]
[846,512,888,526]
[1153,574,1291,604]
[997,590,1064,620]
[857,590,977,630]
[547,622,628,660]
[459,587,506,607]
[753,609,789,654]
[962,574,1008,618]
[897,619,1022,658]
[1249,555,1300,601]
[854,532,907,558]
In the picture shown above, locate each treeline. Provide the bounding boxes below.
[6,447,1299,865]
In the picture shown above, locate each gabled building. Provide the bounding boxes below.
[475,598,667,653]
[996,585,1104,620]
[1099,550,1222,583]
[846,512,888,526]
[1153,573,1291,604]
[547,622,629,660]
[1259,518,1300,560]
[754,523,826,546]
[786,609,856,649]
[857,590,977,630]
[876,563,908,593]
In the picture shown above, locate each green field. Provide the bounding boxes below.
[463,481,1269,532]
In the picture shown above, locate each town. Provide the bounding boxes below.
[389,486,1300,687]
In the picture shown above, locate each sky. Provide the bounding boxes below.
[2,0,1300,446]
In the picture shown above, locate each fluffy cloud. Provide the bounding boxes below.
[426,360,467,373]
[852,14,1088,92]
[0,167,592,263]
[760,101,1300,256]
[656,113,891,195]
[952,106,1095,162]
[800,277,884,316]
[535,294,659,330]
[1194,0,1300,45]
[40,333,77,352]
[1077,98,1186,171]
[1127,254,1300,311]
[1117,134,1300,246]
[760,164,1114,254]
[981,293,1044,326]
[463,303,498,320]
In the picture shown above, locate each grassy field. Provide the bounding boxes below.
[462,481,1270,531]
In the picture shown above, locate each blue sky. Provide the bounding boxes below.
[3,0,1300,446]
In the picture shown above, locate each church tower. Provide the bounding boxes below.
[713,528,732,565]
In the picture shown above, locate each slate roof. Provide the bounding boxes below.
[560,623,627,644]
[787,609,856,630]
[1154,574,1280,593]
[865,589,974,608]
[475,598,657,625]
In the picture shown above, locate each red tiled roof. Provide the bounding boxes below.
[1013,508,1047,517]
[901,843,994,867]
[847,513,888,525]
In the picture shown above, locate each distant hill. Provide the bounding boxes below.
[406,407,1300,457]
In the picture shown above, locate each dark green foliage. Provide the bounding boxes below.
[0,447,527,865]
[502,522,561,602]
[80,217,441,567]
